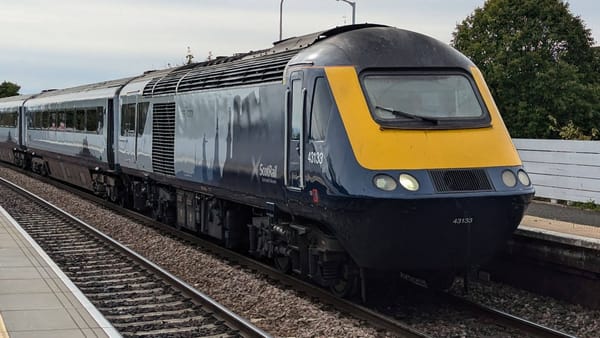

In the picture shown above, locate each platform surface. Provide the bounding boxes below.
[520,200,600,245]
[0,207,119,338]
[521,215,600,240]
[526,200,600,229]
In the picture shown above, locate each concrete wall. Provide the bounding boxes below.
[514,139,600,204]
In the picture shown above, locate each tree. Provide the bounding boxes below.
[452,0,600,139]
[0,81,20,98]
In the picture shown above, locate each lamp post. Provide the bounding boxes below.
[279,0,285,40]
[337,0,356,25]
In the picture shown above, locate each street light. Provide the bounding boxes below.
[337,0,356,25]
[279,0,285,40]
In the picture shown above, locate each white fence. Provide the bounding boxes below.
[514,139,600,204]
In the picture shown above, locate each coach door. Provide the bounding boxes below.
[285,71,306,190]
[18,106,24,146]
[118,96,135,165]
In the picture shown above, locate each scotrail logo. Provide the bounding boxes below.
[252,156,278,184]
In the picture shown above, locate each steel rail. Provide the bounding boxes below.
[0,165,428,337]
[439,291,576,338]
[0,176,270,338]
[1,163,580,337]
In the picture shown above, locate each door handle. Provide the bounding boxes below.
[296,144,300,154]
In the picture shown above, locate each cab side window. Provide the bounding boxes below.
[290,78,303,140]
[137,102,149,135]
[120,103,136,136]
[310,77,333,141]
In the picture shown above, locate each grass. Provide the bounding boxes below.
[569,200,600,212]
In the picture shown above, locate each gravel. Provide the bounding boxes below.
[0,167,389,337]
[1,166,598,337]
[450,278,600,337]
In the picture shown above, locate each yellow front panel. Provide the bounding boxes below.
[325,66,521,170]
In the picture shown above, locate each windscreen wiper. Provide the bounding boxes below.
[375,105,439,124]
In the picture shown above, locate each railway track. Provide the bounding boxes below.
[0,177,269,338]
[440,291,576,338]
[0,166,582,337]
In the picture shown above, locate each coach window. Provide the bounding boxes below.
[58,111,66,129]
[97,107,104,132]
[75,109,85,131]
[86,107,101,133]
[50,112,57,129]
[120,103,136,136]
[310,77,333,141]
[65,110,75,130]
[32,111,40,129]
[137,102,149,135]
[8,111,17,127]
[12,112,17,127]
[0,111,17,127]
[42,111,50,128]
[30,111,40,129]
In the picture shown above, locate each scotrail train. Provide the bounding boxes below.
[0,24,534,297]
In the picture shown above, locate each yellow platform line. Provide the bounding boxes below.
[0,312,9,338]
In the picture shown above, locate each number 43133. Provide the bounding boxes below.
[452,217,473,224]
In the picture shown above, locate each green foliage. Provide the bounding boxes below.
[570,200,600,210]
[548,116,599,140]
[0,81,20,98]
[452,0,600,139]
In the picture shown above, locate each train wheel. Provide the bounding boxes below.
[151,206,162,222]
[330,263,358,298]
[40,163,48,176]
[330,274,358,298]
[273,255,291,273]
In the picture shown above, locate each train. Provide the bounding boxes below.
[0,24,534,297]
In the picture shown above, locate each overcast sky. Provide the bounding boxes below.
[2,0,598,94]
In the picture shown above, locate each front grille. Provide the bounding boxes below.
[430,169,493,192]
[152,102,176,176]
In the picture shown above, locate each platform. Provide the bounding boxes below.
[0,207,119,338]
[519,200,600,248]
[521,215,600,241]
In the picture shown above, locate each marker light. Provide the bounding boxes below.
[501,170,517,187]
[373,174,397,191]
[399,173,420,191]
[518,170,531,186]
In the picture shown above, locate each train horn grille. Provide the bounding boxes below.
[429,169,493,192]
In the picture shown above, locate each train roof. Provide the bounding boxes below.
[0,94,35,110]
[24,77,135,107]
[11,24,473,104]
[139,24,386,97]
[290,25,474,72]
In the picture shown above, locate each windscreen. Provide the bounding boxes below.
[362,73,489,129]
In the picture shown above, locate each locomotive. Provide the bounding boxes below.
[0,24,534,296]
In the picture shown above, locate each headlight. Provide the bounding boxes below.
[373,174,397,191]
[501,170,517,187]
[518,170,531,186]
[399,173,420,191]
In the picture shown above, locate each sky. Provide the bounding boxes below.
[1,0,599,94]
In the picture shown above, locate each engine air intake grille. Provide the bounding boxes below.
[430,169,493,192]
[143,50,297,97]
[152,102,176,176]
